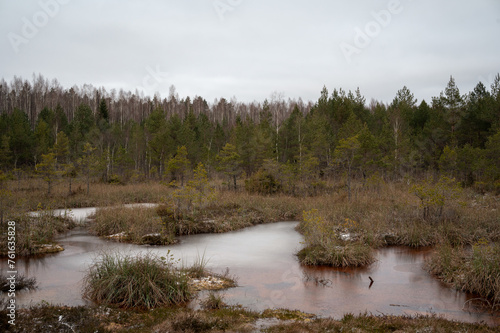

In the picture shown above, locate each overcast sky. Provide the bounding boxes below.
[1,0,499,105]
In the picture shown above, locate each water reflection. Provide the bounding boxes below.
[1,220,498,325]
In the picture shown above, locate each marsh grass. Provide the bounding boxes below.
[200,292,227,310]
[11,178,496,249]
[297,243,375,267]
[264,312,498,333]
[6,178,167,211]
[182,251,209,279]
[0,303,497,332]
[6,177,500,298]
[427,241,500,308]
[0,211,75,257]
[82,251,191,309]
[296,208,375,267]
[294,180,499,272]
[91,206,175,245]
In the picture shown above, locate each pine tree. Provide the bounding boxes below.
[146,107,169,178]
[334,135,361,201]
[0,171,11,225]
[8,108,33,168]
[0,135,12,170]
[34,119,52,163]
[53,131,70,164]
[166,146,190,186]
[78,142,100,195]
[441,76,464,141]
[37,152,60,195]
[98,98,109,123]
[216,143,243,190]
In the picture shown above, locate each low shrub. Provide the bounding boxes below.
[245,169,282,195]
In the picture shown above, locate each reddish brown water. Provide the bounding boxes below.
[1,220,498,325]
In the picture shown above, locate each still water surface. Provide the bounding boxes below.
[1,209,498,325]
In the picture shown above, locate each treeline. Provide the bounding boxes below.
[0,74,499,194]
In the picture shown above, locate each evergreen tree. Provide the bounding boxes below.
[78,142,100,195]
[439,145,458,178]
[70,103,95,156]
[37,152,60,195]
[34,119,52,163]
[8,108,33,168]
[38,107,56,142]
[0,135,12,170]
[145,107,169,178]
[483,130,500,182]
[54,104,69,135]
[166,146,190,186]
[334,134,361,201]
[280,105,304,164]
[98,98,109,123]
[459,82,494,147]
[216,143,243,190]
[0,171,11,225]
[441,76,464,142]
[53,131,70,164]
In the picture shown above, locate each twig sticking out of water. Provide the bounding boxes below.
[368,276,374,288]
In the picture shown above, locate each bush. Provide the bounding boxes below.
[410,176,462,222]
[245,169,282,195]
[107,174,124,185]
[82,252,191,309]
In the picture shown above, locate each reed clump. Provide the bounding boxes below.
[82,252,191,309]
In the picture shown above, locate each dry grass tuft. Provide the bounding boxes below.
[82,251,191,309]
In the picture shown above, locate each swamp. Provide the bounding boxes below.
[1,73,500,331]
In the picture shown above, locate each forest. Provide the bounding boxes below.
[0,73,499,195]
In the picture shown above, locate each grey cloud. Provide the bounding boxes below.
[1,0,498,104]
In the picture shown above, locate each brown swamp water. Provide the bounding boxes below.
[1,217,499,325]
